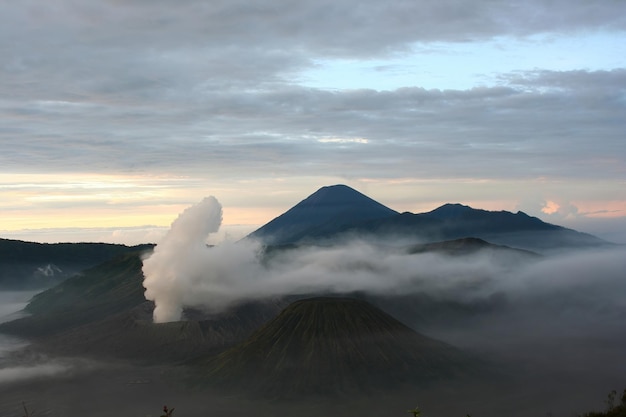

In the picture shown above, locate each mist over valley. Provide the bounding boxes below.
[0,185,624,417]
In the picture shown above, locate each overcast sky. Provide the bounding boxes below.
[1,0,625,245]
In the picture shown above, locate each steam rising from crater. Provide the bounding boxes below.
[142,197,626,326]
[142,197,223,322]
[142,197,511,322]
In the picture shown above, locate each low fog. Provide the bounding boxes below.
[0,360,78,385]
[0,291,39,324]
[0,197,624,417]
[141,197,626,414]
[143,196,514,322]
[142,197,626,335]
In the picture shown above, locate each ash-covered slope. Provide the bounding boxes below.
[28,299,286,363]
[196,297,473,397]
[248,184,398,245]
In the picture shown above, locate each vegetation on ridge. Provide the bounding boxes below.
[0,251,149,338]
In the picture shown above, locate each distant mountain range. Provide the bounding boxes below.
[1,251,151,338]
[0,184,608,291]
[249,184,609,252]
[0,238,153,289]
[0,184,609,341]
[0,184,615,397]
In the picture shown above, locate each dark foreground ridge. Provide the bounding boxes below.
[193,297,474,398]
[0,238,153,289]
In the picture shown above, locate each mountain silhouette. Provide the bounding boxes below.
[0,251,150,338]
[361,204,607,252]
[248,187,609,252]
[194,297,473,397]
[0,238,152,289]
[425,203,559,231]
[248,184,398,245]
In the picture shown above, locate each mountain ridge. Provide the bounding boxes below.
[249,184,398,245]
[248,185,609,252]
[0,238,154,290]
[0,184,612,367]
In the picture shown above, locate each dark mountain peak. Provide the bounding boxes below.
[428,203,479,218]
[427,203,557,228]
[249,185,397,245]
[301,184,360,202]
[196,297,471,397]
[248,185,609,251]
[420,204,562,237]
[291,184,394,210]
[263,296,413,336]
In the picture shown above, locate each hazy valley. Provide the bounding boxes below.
[0,185,624,417]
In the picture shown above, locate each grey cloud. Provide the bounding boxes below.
[1,0,625,186]
[3,1,625,93]
[18,0,621,53]
[1,69,624,182]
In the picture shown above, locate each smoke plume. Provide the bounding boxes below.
[142,197,223,322]
[142,197,625,326]
[142,197,512,322]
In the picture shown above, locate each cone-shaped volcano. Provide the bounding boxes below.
[248,184,398,245]
[195,297,473,397]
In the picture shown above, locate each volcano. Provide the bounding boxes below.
[248,185,609,252]
[195,297,472,397]
[248,184,398,245]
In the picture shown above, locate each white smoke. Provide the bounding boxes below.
[142,197,518,322]
[142,197,223,322]
[141,197,626,327]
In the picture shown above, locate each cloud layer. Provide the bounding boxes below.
[141,197,626,324]
[1,0,625,243]
[3,0,625,180]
